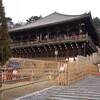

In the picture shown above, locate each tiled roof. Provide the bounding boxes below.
[9,12,90,32]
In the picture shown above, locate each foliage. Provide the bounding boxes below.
[26,15,42,24]
[93,17,100,28]
[6,17,13,24]
[0,17,14,29]
[13,22,25,28]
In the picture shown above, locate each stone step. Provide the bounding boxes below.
[47,94,100,100]
[62,90,100,95]
[62,88,100,92]
[47,97,81,100]
[57,92,100,98]
[15,76,100,100]
[62,87,100,92]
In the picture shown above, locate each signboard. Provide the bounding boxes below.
[13,70,18,75]
[59,66,65,72]
[55,50,58,56]
[59,63,67,72]
[8,61,21,69]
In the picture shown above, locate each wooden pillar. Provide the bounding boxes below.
[31,47,36,58]
[27,48,31,58]
[71,43,76,60]
[83,42,86,57]
[48,46,50,57]
[40,33,42,42]
[19,49,22,58]
[44,46,48,57]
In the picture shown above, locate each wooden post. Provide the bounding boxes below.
[55,50,59,84]
[84,42,86,57]
[65,58,69,86]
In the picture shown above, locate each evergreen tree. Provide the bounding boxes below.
[93,17,100,28]
[0,0,10,66]
[26,15,42,24]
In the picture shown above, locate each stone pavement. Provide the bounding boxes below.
[0,79,48,92]
[15,76,100,100]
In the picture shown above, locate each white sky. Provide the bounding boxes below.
[3,0,100,23]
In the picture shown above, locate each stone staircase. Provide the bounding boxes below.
[15,76,100,100]
[47,76,100,100]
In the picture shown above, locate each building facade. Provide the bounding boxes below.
[9,12,99,59]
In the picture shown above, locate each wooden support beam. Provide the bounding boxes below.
[44,46,47,52]
[83,42,86,56]
[20,48,24,58]
[70,43,75,60]
[48,45,51,50]
[64,43,68,50]
[31,47,36,57]
[71,43,74,49]
[58,44,62,50]
[28,47,32,53]
[23,48,27,54]
[31,47,35,52]
[37,47,41,53]
[87,43,93,55]
[75,42,79,49]
[53,45,56,50]
[48,45,54,57]
[13,49,17,57]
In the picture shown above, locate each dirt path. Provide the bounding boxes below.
[0,80,56,100]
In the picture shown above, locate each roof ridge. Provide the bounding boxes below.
[19,12,89,27]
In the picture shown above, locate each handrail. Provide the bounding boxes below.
[10,34,88,48]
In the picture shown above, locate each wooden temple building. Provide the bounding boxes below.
[9,12,99,59]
